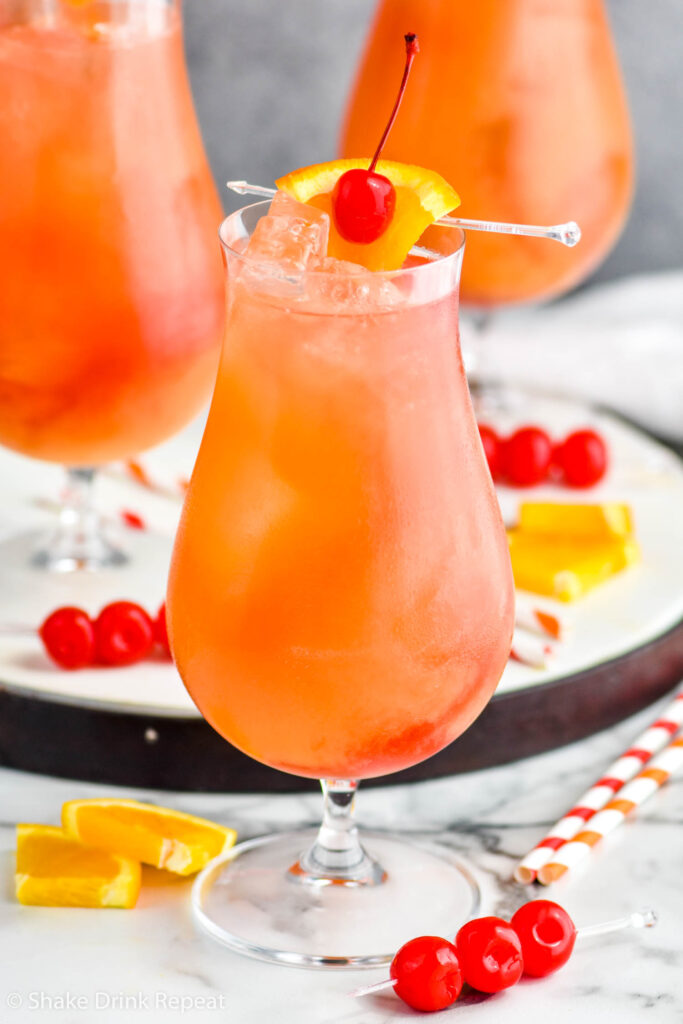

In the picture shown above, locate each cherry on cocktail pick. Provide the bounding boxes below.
[1,601,172,670]
[349,903,657,1012]
[39,607,96,670]
[390,935,463,1012]
[332,33,419,244]
[510,899,576,977]
[456,916,524,993]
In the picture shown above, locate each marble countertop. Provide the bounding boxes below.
[1,695,682,1024]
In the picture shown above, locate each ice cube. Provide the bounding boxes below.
[245,193,329,276]
[268,191,330,254]
[306,256,403,312]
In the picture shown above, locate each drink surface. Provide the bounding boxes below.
[341,0,633,306]
[0,2,224,464]
[168,231,514,780]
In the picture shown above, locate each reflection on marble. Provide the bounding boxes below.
[1,694,682,1023]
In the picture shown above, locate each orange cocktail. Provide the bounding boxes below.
[0,0,223,465]
[168,203,514,781]
[341,0,633,305]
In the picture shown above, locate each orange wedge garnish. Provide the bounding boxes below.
[276,159,460,271]
[62,799,236,876]
[15,824,141,908]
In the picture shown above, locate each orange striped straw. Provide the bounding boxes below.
[515,690,683,883]
[123,459,188,500]
[510,629,554,670]
[514,598,565,641]
[538,734,683,885]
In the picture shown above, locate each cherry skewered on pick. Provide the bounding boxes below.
[390,936,463,1012]
[455,916,523,993]
[94,601,154,667]
[39,607,96,670]
[511,899,577,977]
[33,601,173,669]
[350,901,657,1012]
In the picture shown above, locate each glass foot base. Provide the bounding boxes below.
[32,533,128,572]
[0,529,172,636]
[192,829,480,969]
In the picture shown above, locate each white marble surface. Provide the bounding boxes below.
[1,695,682,1024]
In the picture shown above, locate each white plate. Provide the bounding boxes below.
[1,393,681,718]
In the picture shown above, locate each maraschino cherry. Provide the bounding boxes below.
[333,33,419,244]
[390,936,463,1012]
[351,901,656,1012]
[511,899,577,977]
[555,429,608,488]
[94,601,154,667]
[456,916,524,993]
[39,607,96,670]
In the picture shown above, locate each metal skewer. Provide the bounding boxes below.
[227,180,581,248]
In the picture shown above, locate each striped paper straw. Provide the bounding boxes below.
[538,734,683,885]
[125,459,189,499]
[514,598,565,641]
[510,629,554,670]
[515,689,683,883]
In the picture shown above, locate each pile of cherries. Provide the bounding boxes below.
[479,424,608,489]
[389,900,576,1012]
[39,601,171,670]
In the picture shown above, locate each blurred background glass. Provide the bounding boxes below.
[180,0,682,442]
[340,0,633,308]
[0,0,224,569]
[184,0,682,289]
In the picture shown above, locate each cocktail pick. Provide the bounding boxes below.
[349,906,657,1001]
[226,181,581,248]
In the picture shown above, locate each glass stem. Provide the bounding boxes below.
[60,466,99,538]
[33,467,127,571]
[290,780,386,887]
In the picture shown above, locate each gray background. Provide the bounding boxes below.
[183,0,683,288]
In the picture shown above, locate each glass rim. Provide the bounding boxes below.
[218,199,465,280]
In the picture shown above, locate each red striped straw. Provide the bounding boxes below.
[514,597,565,641]
[125,459,189,499]
[514,689,683,883]
[539,735,683,884]
[510,629,554,670]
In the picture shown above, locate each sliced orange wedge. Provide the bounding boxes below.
[276,159,460,271]
[15,824,141,908]
[62,799,236,876]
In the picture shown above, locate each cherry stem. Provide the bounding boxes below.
[368,33,419,174]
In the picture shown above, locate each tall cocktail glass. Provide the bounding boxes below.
[0,0,224,569]
[167,202,515,967]
[341,0,633,307]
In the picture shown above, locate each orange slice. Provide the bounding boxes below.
[507,533,640,602]
[62,799,236,876]
[276,159,460,271]
[517,502,634,541]
[15,824,141,908]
